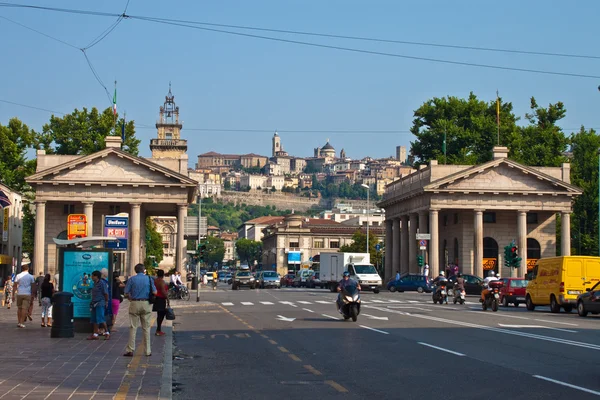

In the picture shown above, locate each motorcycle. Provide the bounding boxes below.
[337,283,361,322]
[432,281,448,304]
[481,281,503,312]
[452,282,466,305]
[212,279,218,290]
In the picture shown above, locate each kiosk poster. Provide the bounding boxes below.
[61,250,111,318]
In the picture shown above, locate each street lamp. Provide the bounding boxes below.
[361,184,370,254]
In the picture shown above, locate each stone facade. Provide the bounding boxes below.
[0,183,23,279]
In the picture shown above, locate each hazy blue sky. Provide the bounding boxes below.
[1,0,599,162]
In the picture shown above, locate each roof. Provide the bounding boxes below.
[321,141,335,150]
[243,216,285,225]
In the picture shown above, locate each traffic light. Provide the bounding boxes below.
[504,244,513,268]
[417,255,424,267]
[197,242,207,263]
[510,244,521,269]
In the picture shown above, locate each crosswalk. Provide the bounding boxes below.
[218,298,473,307]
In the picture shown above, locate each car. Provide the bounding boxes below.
[218,272,227,283]
[257,271,281,289]
[292,269,314,287]
[280,274,295,287]
[577,281,600,317]
[499,278,528,307]
[306,272,326,289]
[447,274,484,296]
[387,274,432,293]
[231,270,255,290]
[225,274,232,284]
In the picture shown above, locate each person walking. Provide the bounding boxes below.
[14,265,35,328]
[88,270,110,340]
[40,274,54,327]
[124,263,156,357]
[4,277,13,309]
[35,272,44,306]
[111,271,125,330]
[153,270,168,337]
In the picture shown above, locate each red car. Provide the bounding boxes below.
[280,274,295,287]
[499,278,529,307]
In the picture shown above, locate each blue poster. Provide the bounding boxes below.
[287,251,301,264]
[62,251,110,318]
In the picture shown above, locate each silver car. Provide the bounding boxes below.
[257,271,281,289]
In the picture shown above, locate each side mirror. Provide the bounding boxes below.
[586,288,592,292]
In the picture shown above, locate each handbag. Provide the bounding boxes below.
[165,299,175,320]
[148,276,156,304]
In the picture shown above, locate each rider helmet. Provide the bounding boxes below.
[457,273,462,278]
[440,271,445,276]
[343,271,350,277]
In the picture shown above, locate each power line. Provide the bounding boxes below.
[0,99,65,115]
[0,14,79,49]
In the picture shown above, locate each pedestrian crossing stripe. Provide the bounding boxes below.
[222,302,234,306]
[260,301,274,305]
[297,301,312,304]
[315,301,330,304]
[241,302,254,305]
[370,299,386,303]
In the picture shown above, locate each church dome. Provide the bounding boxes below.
[322,141,335,151]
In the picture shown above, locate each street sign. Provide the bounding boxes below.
[104,215,128,249]
[419,240,427,246]
[419,246,427,250]
[67,214,88,239]
[376,243,381,252]
[416,233,431,240]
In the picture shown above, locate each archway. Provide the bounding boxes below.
[483,237,499,275]
[527,238,541,271]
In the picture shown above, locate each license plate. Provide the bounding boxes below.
[567,290,581,295]
[516,297,525,301]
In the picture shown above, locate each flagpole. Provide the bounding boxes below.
[444,124,447,165]
[496,90,500,146]
[113,80,117,136]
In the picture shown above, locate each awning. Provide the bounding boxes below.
[0,190,11,208]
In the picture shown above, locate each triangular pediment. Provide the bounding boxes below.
[425,159,581,194]
[27,148,197,187]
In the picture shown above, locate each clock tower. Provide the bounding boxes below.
[150,83,188,158]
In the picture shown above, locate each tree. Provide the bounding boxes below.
[570,126,600,255]
[0,118,38,192]
[144,217,164,271]
[224,180,232,190]
[409,93,518,166]
[339,229,382,269]
[235,238,262,265]
[39,107,140,156]
[204,235,225,267]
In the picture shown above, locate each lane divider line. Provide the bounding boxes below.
[359,325,389,335]
[325,380,349,393]
[322,314,338,320]
[534,319,578,327]
[304,365,322,376]
[498,323,577,333]
[269,340,278,345]
[533,375,600,396]
[278,346,289,353]
[302,308,315,313]
[418,342,465,357]
[288,354,302,362]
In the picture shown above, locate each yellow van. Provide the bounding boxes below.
[526,256,600,313]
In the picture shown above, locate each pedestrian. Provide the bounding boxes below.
[100,268,113,336]
[35,272,44,306]
[202,273,208,287]
[153,269,168,337]
[54,272,60,290]
[4,276,13,309]
[423,263,430,279]
[123,263,156,357]
[40,274,55,327]
[111,271,125,330]
[87,270,110,340]
[14,265,35,328]
[395,270,400,281]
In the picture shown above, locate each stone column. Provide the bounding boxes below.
[129,203,141,276]
[83,202,94,237]
[392,218,400,279]
[33,201,46,276]
[474,209,484,278]
[517,210,528,278]
[400,215,409,275]
[561,211,571,257]
[429,209,440,277]
[408,213,418,274]
[177,204,187,276]
[418,211,428,272]
[385,220,393,281]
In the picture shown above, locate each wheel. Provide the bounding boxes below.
[550,295,561,313]
[438,299,444,305]
[432,295,437,304]
[460,299,464,305]
[350,305,358,322]
[182,291,190,301]
[417,286,424,294]
[373,289,380,294]
[502,296,509,307]
[389,286,397,293]
[482,301,487,311]
[563,305,573,313]
[492,299,499,312]
[232,284,237,291]
[514,303,519,307]
[577,301,588,317]
[453,298,457,304]
[526,295,535,311]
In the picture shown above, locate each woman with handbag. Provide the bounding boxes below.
[153,269,168,336]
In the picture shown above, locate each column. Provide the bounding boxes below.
[392,218,400,279]
[408,213,418,274]
[418,211,428,270]
[177,204,187,276]
[83,202,94,236]
[400,215,409,275]
[385,220,393,281]
[429,209,440,277]
[561,211,571,257]
[129,203,141,276]
[33,201,46,276]
[474,209,484,278]
[517,210,528,278]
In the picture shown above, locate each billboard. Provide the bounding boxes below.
[287,251,301,264]
[104,215,128,250]
[67,214,88,240]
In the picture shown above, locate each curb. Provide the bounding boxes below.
[159,319,173,400]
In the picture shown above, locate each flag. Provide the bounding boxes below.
[112,87,117,116]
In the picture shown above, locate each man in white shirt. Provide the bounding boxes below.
[481,272,499,302]
[14,265,35,328]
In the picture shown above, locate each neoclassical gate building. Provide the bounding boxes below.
[378,147,582,281]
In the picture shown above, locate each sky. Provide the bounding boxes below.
[1,0,599,164]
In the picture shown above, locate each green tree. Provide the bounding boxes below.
[570,126,600,255]
[40,107,140,155]
[235,238,262,265]
[144,217,164,270]
[204,235,226,267]
[0,118,38,192]
[409,93,518,166]
[339,229,382,269]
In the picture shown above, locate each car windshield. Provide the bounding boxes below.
[263,272,277,278]
[354,265,377,274]
[510,279,529,288]
[237,272,251,277]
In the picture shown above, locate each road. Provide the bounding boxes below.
[172,283,600,399]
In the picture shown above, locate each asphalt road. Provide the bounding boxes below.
[172,283,600,400]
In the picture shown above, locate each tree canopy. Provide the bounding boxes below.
[204,235,226,267]
[339,229,383,273]
[235,238,262,265]
[144,217,164,272]
[0,118,38,192]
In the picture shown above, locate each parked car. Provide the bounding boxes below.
[218,272,228,283]
[577,281,600,317]
[447,274,483,295]
[225,274,232,284]
[499,278,528,307]
[257,271,281,289]
[306,272,326,289]
[280,274,295,287]
[292,269,314,287]
[387,274,432,293]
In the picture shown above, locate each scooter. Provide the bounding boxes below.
[337,284,361,322]
[481,281,503,312]
[432,281,448,304]
[452,282,466,305]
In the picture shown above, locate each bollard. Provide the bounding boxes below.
[51,292,74,338]
[191,276,198,290]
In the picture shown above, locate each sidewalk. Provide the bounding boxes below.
[0,299,172,399]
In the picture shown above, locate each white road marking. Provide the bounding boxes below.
[483,312,530,320]
[387,306,431,311]
[386,300,403,303]
[221,302,234,306]
[241,302,254,306]
[297,301,312,304]
[498,324,577,333]
[370,299,386,303]
[407,300,420,303]
[260,301,275,305]
[302,308,315,313]
[276,315,296,322]
[316,301,331,304]
[322,314,339,320]
[280,301,298,308]
[362,314,389,321]
[534,319,578,327]
[359,325,389,335]
[418,342,465,356]
[533,375,600,396]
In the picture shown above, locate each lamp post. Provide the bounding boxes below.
[361,184,370,254]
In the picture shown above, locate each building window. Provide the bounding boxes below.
[63,204,75,215]
[454,213,459,224]
[289,240,299,248]
[109,205,121,215]
[483,212,496,223]
[527,213,538,224]
[163,243,169,249]
[330,241,340,249]
[314,240,324,249]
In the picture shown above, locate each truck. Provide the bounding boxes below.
[320,252,382,294]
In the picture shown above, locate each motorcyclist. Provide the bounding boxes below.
[336,271,361,312]
[172,272,183,296]
[212,271,218,289]
[454,273,466,299]
[432,272,448,304]
[480,272,500,302]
